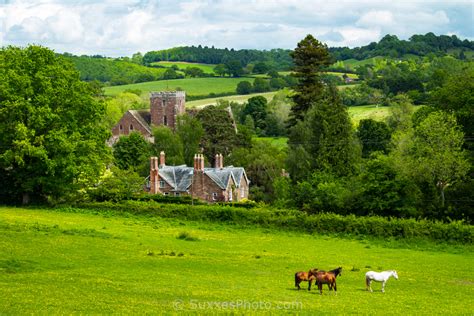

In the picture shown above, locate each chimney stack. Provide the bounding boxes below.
[150,156,160,194]
[160,151,166,167]
[194,154,205,172]
[215,153,224,169]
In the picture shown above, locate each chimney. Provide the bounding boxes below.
[150,156,160,194]
[215,153,224,169]
[200,154,205,170]
[160,151,166,167]
[215,154,220,169]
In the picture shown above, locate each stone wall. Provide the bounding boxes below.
[150,91,186,130]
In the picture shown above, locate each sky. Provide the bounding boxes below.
[0,0,473,57]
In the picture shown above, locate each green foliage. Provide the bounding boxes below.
[252,77,271,92]
[241,96,268,135]
[112,132,151,175]
[330,32,474,60]
[287,89,359,179]
[104,92,146,128]
[236,81,252,94]
[391,111,470,210]
[87,167,144,202]
[143,46,293,71]
[176,115,204,167]
[430,66,474,150]
[288,34,333,126]
[0,45,111,204]
[357,119,391,157]
[227,139,286,202]
[63,54,165,84]
[152,127,184,165]
[196,106,238,165]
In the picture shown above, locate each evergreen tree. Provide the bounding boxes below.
[288,34,332,127]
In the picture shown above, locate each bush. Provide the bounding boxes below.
[76,201,473,244]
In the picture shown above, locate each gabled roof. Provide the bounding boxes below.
[158,165,248,192]
[128,110,152,134]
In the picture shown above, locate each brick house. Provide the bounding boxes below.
[110,91,186,144]
[149,152,250,203]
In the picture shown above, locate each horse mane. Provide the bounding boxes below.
[329,267,342,277]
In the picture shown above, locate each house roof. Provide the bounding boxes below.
[158,165,248,192]
[128,110,152,134]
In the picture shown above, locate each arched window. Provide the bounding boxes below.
[130,124,134,131]
[119,124,123,133]
[163,116,167,126]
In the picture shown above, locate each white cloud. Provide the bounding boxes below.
[0,0,472,56]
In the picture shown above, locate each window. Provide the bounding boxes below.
[162,100,166,107]
[175,192,180,197]
[212,192,217,201]
[159,180,165,188]
[228,190,233,201]
[129,124,134,131]
[164,192,169,196]
[163,116,167,126]
[241,188,245,198]
[119,124,123,133]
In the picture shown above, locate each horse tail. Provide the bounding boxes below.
[365,275,370,287]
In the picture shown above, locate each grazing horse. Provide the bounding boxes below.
[309,267,342,295]
[365,270,398,293]
[294,268,318,290]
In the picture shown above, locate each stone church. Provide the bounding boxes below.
[110,91,186,143]
[111,90,250,202]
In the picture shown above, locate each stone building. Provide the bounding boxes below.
[149,152,249,203]
[110,91,186,144]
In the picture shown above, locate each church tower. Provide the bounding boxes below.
[150,91,186,130]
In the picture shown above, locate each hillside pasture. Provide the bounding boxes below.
[151,61,217,74]
[187,91,278,108]
[0,207,472,314]
[103,77,253,98]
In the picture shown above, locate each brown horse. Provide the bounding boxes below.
[309,267,342,294]
[294,268,318,290]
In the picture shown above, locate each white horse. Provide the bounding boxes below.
[365,270,398,293]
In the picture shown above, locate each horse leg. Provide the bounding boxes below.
[334,281,337,295]
[381,281,386,293]
[308,279,312,291]
[318,282,323,295]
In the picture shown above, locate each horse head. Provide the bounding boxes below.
[392,270,398,280]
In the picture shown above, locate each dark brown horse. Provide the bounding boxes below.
[309,267,342,294]
[294,268,318,290]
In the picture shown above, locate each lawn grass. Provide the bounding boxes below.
[0,206,472,314]
[151,61,217,74]
[6,44,472,313]
[103,77,253,97]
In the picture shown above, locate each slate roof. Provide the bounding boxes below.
[158,165,248,192]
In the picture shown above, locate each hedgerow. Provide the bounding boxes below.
[75,200,473,244]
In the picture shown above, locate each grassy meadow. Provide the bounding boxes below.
[104,77,252,97]
[187,91,278,108]
[151,61,217,74]
[0,207,472,314]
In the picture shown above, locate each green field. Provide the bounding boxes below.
[151,61,217,74]
[1,207,472,314]
[104,77,253,97]
[187,91,278,108]
[348,105,391,125]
